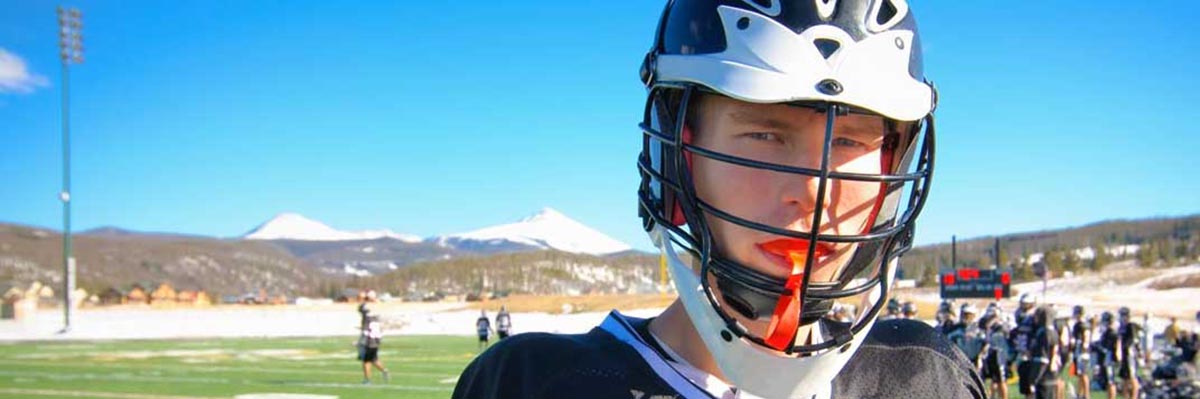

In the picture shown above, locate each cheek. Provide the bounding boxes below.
[828,152,885,231]
[694,159,775,217]
[827,181,881,234]
[693,159,775,253]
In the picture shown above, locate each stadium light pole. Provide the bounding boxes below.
[57,5,84,334]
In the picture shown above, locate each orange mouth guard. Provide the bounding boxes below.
[759,240,831,351]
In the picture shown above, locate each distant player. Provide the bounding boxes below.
[495,306,512,340]
[1096,312,1119,399]
[476,309,492,350]
[1116,307,1140,398]
[952,305,986,373]
[936,301,960,336]
[1068,305,1092,399]
[902,301,919,320]
[359,315,390,384]
[980,305,1011,399]
[355,290,377,362]
[1177,329,1198,365]
[1012,294,1038,397]
[879,298,903,321]
[1164,317,1179,347]
[1027,306,1060,399]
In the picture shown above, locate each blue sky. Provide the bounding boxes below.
[1,1,1197,252]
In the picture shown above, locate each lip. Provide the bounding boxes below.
[756,238,835,275]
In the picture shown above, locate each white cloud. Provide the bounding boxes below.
[0,48,49,94]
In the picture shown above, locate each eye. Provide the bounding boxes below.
[743,132,783,143]
[832,137,866,148]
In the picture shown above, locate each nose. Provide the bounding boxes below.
[780,171,833,232]
[775,120,838,230]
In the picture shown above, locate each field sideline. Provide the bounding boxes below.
[0,336,477,399]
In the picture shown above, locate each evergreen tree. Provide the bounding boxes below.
[1043,248,1064,274]
[1188,238,1200,263]
[1063,249,1080,273]
[1014,262,1034,282]
[921,264,939,288]
[1156,239,1174,267]
[1137,242,1156,268]
[1091,244,1111,271]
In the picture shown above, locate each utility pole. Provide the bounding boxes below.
[950,235,956,270]
[57,5,84,333]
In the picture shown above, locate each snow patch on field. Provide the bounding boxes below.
[5,264,1195,342]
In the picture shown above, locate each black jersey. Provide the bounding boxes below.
[477,317,491,333]
[1118,322,1140,359]
[1029,327,1058,364]
[1010,313,1036,356]
[1070,320,1087,347]
[1098,327,1120,363]
[452,311,984,399]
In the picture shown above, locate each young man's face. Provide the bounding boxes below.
[688,94,899,328]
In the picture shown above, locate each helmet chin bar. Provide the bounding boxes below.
[697,230,900,353]
[714,270,836,324]
[637,83,936,354]
[709,235,882,325]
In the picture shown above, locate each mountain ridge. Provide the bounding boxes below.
[3,213,1195,299]
[243,213,422,242]
[428,207,632,256]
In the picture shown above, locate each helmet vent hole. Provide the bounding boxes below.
[876,0,898,26]
[720,330,733,342]
[813,38,840,60]
[736,17,750,30]
[816,79,843,95]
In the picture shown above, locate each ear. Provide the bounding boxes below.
[670,124,695,226]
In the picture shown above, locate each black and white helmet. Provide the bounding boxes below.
[636,0,935,397]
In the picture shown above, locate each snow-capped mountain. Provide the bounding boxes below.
[431,207,632,255]
[243,213,421,242]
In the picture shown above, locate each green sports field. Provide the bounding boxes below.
[0,336,1146,399]
[0,336,478,399]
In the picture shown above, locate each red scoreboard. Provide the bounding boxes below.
[939,268,1012,299]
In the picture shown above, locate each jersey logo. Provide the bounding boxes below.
[739,0,781,17]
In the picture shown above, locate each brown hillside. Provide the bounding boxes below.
[0,223,323,298]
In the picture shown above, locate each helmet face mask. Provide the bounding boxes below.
[637,1,936,396]
[642,84,932,347]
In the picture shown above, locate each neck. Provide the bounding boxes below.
[650,300,728,381]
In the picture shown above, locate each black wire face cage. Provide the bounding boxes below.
[637,83,936,354]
